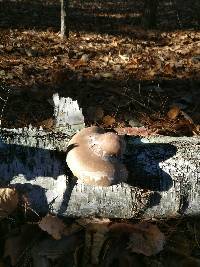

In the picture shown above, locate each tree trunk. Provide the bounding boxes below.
[60,0,69,38]
[1,126,200,219]
[142,0,158,28]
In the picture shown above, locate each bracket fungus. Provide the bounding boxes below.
[66,126,128,186]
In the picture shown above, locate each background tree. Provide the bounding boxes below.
[61,0,69,38]
[143,0,159,28]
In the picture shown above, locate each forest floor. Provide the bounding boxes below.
[0,0,200,266]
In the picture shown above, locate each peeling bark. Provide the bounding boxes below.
[1,126,200,219]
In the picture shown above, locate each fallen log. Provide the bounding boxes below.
[1,126,200,219]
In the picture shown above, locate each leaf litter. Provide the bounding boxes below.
[0,1,200,133]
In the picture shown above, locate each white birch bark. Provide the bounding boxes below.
[1,126,200,219]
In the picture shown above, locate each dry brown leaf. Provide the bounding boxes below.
[77,217,110,231]
[154,58,162,70]
[38,214,66,240]
[119,54,129,61]
[77,217,110,225]
[126,58,139,70]
[100,72,113,78]
[194,125,200,135]
[73,60,88,68]
[148,69,156,77]
[80,218,110,265]
[63,222,83,236]
[167,106,181,120]
[109,222,138,236]
[0,188,18,219]
[164,63,174,74]
[102,115,116,126]
[115,127,157,136]
[4,238,20,267]
[80,54,89,63]
[126,64,138,70]
[109,222,165,256]
[127,222,165,256]
[4,225,39,266]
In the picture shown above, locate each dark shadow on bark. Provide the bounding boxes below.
[0,143,66,182]
[13,183,49,214]
[125,138,177,213]
[126,139,177,191]
[58,174,77,214]
[0,141,67,213]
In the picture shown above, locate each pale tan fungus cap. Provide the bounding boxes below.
[66,126,128,186]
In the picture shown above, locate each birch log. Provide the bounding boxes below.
[1,126,200,219]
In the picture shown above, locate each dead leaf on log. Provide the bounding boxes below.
[0,188,18,219]
[38,214,66,240]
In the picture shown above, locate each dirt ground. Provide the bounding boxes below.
[0,0,200,266]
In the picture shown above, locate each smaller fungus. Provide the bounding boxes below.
[66,126,128,186]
